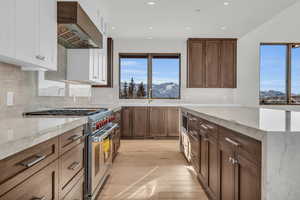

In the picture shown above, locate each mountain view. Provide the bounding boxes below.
[120,81,179,99]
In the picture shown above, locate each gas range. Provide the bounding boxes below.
[24,108,109,116]
[24,107,118,199]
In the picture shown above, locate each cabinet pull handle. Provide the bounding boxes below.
[32,196,46,200]
[36,55,45,61]
[225,137,240,147]
[68,135,82,141]
[68,161,80,170]
[190,117,197,121]
[20,154,46,168]
[232,159,239,165]
[200,124,209,130]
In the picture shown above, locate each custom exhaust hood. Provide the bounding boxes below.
[57,2,103,49]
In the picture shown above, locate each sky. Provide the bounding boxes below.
[260,45,300,94]
[120,58,180,85]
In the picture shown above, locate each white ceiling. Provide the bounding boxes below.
[104,0,299,39]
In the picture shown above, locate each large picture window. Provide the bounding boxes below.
[260,43,300,105]
[119,53,181,99]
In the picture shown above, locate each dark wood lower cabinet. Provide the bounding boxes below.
[236,154,261,200]
[132,107,149,138]
[121,107,132,138]
[0,125,85,200]
[0,160,59,200]
[121,107,179,139]
[185,112,261,200]
[219,140,235,200]
[207,136,219,200]
[149,107,167,137]
[167,107,180,137]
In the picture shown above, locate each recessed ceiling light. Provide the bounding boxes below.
[147,37,153,40]
[185,27,191,30]
[149,26,153,30]
[147,1,156,6]
[224,2,230,6]
[221,26,227,30]
[111,26,116,30]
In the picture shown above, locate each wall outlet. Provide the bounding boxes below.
[6,92,14,106]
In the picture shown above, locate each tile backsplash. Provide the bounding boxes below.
[0,46,92,118]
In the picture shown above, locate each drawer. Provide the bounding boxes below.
[60,169,84,199]
[59,126,84,155]
[0,137,59,196]
[60,142,84,192]
[187,113,199,132]
[219,127,261,164]
[199,119,218,139]
[61,175,84,200]
[0,160,59,200]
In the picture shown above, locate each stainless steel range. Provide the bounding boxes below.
[24,108,119,200]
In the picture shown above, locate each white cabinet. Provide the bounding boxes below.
[0,0,15,59]
[67,49,107,85]
[0,0,57,71]
[38,0,57,71]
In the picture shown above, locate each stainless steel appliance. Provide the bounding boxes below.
[180,111,191,162]
[24,108,119,200]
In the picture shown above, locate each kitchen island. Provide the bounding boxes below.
[181,106,300,200]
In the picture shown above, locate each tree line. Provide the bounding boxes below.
[121,78,146,98]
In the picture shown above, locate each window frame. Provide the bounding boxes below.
[260,42,300,105]
[119,53,181,99]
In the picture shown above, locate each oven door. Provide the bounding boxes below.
[90,123,118,198]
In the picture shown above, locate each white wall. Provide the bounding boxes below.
[237,1,300,106]
[92,38,237,105]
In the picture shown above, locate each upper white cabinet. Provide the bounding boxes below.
[67,48,107,85]
[0,1,15,59]
[0,0,57,71]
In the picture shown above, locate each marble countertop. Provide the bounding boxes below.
[0,117,88,160]
[182,106,300,140]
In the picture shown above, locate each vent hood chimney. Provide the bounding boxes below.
[57,2,103,49]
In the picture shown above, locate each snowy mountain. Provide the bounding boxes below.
[120,82,179,98]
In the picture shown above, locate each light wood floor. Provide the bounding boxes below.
[98,140,209,200]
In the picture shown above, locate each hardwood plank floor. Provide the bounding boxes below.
[98,140,208,200]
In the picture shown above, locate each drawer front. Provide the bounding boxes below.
[199,119,218,139]
[0,160,59,200]
[187,114,199,132]
[61,176,84,200]
[60,143,84,190]
[219,127,261,164]
[59,126,84,155]
[0,137,59,196]
[60,169,84,200]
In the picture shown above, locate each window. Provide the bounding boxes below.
[119,53,180,99]
[260,43,300,105]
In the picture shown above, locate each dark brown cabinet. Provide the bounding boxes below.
[121,107,132,138]
[206,40,221,88]
[149,107,167,137]
[132,107,149,138]
[187,39,206,88]
[185,112,261,200]
[0,160,59,200]
[0,125,85,200]
[187,38,237,88]
[167,107,180,137]
[121,107,179,139]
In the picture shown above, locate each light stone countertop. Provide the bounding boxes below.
[182,106,300,141]
[0,117,88,160]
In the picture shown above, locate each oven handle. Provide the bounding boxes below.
[92,123,119,142]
